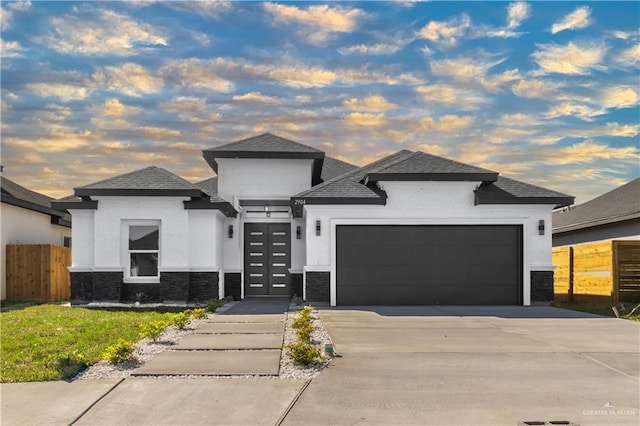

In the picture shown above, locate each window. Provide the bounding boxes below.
[63,236,72,248]
[128,225,159,278]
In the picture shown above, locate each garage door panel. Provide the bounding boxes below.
[336,225,522,305]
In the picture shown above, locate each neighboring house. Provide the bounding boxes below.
[53,133,573,307]
[552,179,640,302]
[552,178,640,247]
[1,176,72,300]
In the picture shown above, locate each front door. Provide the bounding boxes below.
[244,223,291,296]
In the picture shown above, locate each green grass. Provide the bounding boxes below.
[552,301,640,321]
[0,304,177,382]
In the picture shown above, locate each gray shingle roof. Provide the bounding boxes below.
[295,150,414,201]
[321,157,358,181]
[552,178,640,233]
[74,166,204,198]
[1,176,71,225]
[296,150,574,207]
[368,151,498,181]
[207,133,324,154]
[475,176,574,207]
[203,133,326,185]
[194,176,218,197]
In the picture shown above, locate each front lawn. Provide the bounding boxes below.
[0,304,177,382]
[553,301,640,321]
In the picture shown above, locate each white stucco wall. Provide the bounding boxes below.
[1,203,71,299]
[303,181,556,306]
[69,197,223,275]
[217,158,313,203]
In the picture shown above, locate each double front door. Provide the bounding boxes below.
[244,223,291,296]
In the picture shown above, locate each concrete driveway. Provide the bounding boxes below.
[283,306,640,426]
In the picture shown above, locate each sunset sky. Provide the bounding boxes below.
[1,1,638,204]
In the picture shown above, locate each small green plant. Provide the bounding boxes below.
[102,339,135,365]
[188,308,208,319]
[171,312,191,330]
[140,320,168,342]
[205,299,225,312]
[286,341,322,365]
[295,323,314,342]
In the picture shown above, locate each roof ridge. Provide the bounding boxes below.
[363,150,419,176]
[77,165,159,189]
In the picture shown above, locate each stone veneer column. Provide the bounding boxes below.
[189,272,219,302]
[306,272,330,304]
[531,270,554,303]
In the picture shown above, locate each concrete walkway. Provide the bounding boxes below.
[132,298,289,376]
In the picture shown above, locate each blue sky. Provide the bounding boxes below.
[1,1,638,203]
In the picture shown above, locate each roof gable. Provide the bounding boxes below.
[553,178,640,233]
[475,176,574,208]
[202,133,326,185]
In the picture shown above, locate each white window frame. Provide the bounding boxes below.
[123,220,161,283]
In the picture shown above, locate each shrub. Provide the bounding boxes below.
[188,308,208,319]
[171,312,191,330]
[286,342,322,365]
[140,320,168,342]
[206,299,225,312]
[102,339,135,365]
[295,323,314,342]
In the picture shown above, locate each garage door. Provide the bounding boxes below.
[336,225,522,305]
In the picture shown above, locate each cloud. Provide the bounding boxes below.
[603,122,640,138]
[34,9,167,56]
[511,78,563,98]
[343,95,397,111]
[544,102,604,121]
[338,42,406,55]
[483,127,538,144]
[166,1,231,19]
[540,141,637,165]
[507,2,531,29]
[138,126,181,140]
[1,0,31,29]
[3,129,92,152]
[419,115,475,133]
[428,56,519,91]
[263,3,365,45]
[417,13,471,47]
[531,41,607,75]
[344,112,387,127]
[93,62,164,96]
[160,96,207,114]
[232,92,278,104]
[601,86,639,109]
[416,84,487,109]
[615,43,640,67]
[160,58,235,92]
[490,113,541,127]
[26,83,91,101]
[0,37,26,58]
[551,6,591,34]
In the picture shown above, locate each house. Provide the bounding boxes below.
[53,133,573,306]
[552,179,640,302]
[1,176,72,300]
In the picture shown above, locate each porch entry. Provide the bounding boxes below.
[244,223,291,296]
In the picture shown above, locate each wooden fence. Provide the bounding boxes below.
[553,240,640,303]
[5,244,71,302]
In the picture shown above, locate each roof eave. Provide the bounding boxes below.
[2,194,66,218]
[75,188,203,197]
[51,200,99,210]
[475,195,574,208]
[367,172,499,183]
[552,212,640,234]
[183,199,238,217]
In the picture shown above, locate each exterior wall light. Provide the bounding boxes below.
[296,225,302,240]
[538,220,545,235]
[315,220,321,236]
[228,224,234,239]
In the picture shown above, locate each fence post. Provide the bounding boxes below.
[612,241,619,304]
[568,246,574,303]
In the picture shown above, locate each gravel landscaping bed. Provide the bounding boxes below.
[73,305,332,381]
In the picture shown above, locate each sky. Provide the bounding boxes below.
[1,1,639,204]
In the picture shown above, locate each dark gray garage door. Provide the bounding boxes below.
[336,225,522,305]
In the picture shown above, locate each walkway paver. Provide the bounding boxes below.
[212,313,285,323]
[75,378,306,425]
[0,379,121,426]
[174,332,283,350]
[196,321,283,334]
[131,349,282,376]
